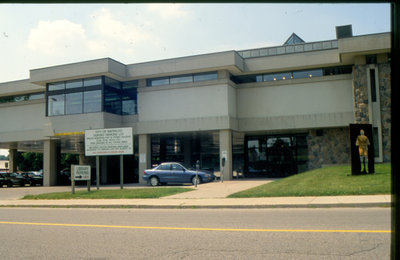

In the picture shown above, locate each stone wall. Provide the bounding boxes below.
[307,127,350,170]
[378,63,391,162]
[352,65,370,124]
[352,62,391,162]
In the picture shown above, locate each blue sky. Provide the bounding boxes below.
[0,3,391,156]
[0,3,390,83]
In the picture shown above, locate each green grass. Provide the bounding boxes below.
[229,163,391,198]
[22,187,194,200]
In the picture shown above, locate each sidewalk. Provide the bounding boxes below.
[0,180,392,209]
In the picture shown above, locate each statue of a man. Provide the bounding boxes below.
[355,129,370,173]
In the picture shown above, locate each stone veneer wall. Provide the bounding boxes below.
[378,63,391,162]
[307,127,350,170]
[353,65,370,124]
[352,62,391,162]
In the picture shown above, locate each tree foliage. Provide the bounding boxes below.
[17,152,79,172]
[17,152,43,171]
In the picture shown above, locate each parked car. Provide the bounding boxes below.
[21,172,43,186]
[59,168,71,185]
[143,162,215,186]
[2,172,28,187]
[0,172,8,187]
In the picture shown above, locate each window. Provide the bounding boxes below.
[230,66,351,84]
[366,55,377,65]
[104,87,121,115]
[157,164,171,171]
[292,69,322,79]
[272,72,292,81]
[171,163,184,171]
[263,74,275,82]
[29,93,45,100]
[66,79,83,89]
[0,93,44,104]
[122,81,138,115]
[147,72,218,86]
[193,72,217,82]
[148,77,169,86]
[48,94,65,116]
[105,77,121,89]
[48,82,65,91]
[84,77,102,87]
[46,77,138,116]
[369,69,377,102]
[65,92,83,114]
[170,75,193,84]
[84,90,102,113]
[246,134,308,177]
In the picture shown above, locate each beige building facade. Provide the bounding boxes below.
[0,26,391,186]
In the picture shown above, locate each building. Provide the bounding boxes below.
[0,25,391,186]
[0,160,9,172]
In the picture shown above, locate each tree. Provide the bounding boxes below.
[16,152,79,172]
[60,153,79,169]
[17,152,43,171]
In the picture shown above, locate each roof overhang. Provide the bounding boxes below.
[29,58,127,86]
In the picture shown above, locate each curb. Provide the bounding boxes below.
[0,202,391,209]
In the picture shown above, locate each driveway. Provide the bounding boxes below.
[163,179,274,199]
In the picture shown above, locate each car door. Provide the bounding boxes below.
[156,164,173,183]
[170,163,189,183]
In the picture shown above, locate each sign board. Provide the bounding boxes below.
[72,165,91,181]
[221,150,227,159]
[85,127,133,156]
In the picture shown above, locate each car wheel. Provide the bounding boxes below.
[7,181,12,187]
[150,176,159,186]
[192,176,201,186]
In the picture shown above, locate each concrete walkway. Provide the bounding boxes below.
[0,180,391,208]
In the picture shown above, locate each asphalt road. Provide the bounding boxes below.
[0,207,390,259]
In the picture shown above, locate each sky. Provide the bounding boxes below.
[0,3,391,156]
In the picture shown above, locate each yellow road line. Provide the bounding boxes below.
[0,221,391,233]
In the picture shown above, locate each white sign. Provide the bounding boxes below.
[221,150,227,159]
[139,153,146,163]
[72,165,91,181]
[85,127,133,156]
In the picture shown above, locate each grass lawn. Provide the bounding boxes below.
[229,163,391,198]
[22,187,194,200]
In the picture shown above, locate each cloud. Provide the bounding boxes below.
[24,8,160,63]
[27,20,89,55]
[91,8,153,45]
[147,4,188,19]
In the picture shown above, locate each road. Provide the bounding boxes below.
[0,207,390,259]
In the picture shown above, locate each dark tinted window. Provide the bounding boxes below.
[157,164,171,170]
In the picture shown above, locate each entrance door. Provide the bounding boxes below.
[245,134,307,177]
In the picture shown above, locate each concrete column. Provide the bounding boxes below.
[138,134,151,184]
[8,149,18,173]
[219,129,233,180]
[43,139,59,186]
